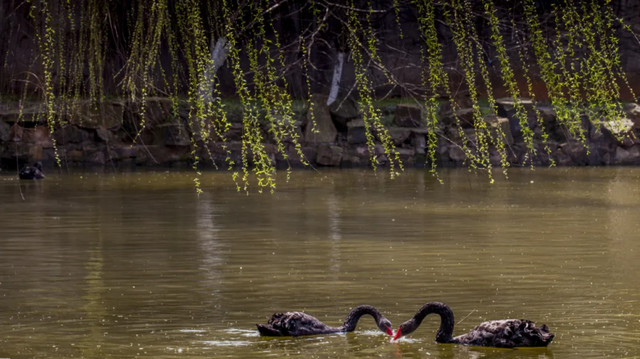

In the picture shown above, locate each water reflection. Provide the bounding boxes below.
[1,168,640,358]
[327,192,342,273]
[80,234,105,357]
[195,193,223,301]
[606,168,640,282]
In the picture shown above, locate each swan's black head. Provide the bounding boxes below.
[377,317,393,336]
[392,319,417,341]
[34,161,43,171]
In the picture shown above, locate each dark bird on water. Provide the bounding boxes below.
[19,161,45,180]
[257,305,393,337]
[392,301,554,348]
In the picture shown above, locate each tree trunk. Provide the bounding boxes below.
[199,37,230,104]
[327,52,345,106]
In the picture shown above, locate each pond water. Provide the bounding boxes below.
[0,168,639,358]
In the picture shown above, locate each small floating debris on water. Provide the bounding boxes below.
[202,340,252,347]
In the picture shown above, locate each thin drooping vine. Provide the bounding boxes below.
[347,0,402,178]
[223,0,276,193]
[512,18,554,166]
[5,0,635,193]
[415,0,442,180]
[483,0,526,170]
[29,0,61,167]
[445,0,494,179]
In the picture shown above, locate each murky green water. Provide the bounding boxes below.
[1,168,639,358]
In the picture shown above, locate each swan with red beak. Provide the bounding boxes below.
[391,302,554,348]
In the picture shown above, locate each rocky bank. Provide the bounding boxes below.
[2,95,640,171]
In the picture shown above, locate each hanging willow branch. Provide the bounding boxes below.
[3,0,635,193]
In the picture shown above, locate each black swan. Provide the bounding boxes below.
[392,302,554,348]
[19,161,45,180]
[256,305,393,337]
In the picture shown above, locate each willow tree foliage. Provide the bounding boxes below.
[0,0,634,193]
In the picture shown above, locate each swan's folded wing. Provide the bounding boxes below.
[265,312,309,336]
[267,312,287,325]
[458,319,554,348]
[266,311,336,337]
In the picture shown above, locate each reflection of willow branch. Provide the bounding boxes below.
[15,142,25,201]
[196,194,223,297]
[80,233,105,357]
[607,169,640,283]
[327,192,341,274]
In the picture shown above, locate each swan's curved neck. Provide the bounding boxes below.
[341,305,383,332]
[413,302,455,343]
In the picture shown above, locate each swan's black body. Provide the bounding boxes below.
[19,162,45,180]
[257,305,393,337]
[393,302,554,348]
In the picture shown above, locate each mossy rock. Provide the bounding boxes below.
[70,100,124,130]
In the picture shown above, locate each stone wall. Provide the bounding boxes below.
[2,96,640,171]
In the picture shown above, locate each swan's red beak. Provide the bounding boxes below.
[392,328,402,341]
[385,327,393,336]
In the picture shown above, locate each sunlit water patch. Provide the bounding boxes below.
[359,329,395,336]
[202,340,253,347]
[224,328,260,337]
